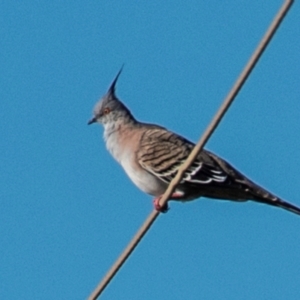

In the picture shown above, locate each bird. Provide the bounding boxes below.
[88,67,300,216]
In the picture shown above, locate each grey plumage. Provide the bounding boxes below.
[88,68,300,216]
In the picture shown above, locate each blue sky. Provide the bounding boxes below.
[1,1,300,299]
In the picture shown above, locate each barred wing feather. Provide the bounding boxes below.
[138,128,228,186]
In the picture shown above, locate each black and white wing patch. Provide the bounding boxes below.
[182,160,228,184]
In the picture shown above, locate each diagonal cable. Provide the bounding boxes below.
[88,1,294,299]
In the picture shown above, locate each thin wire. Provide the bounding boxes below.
[88,1,294,299]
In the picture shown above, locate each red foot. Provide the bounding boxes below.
[153,197,169,213]
[153,192,183,213]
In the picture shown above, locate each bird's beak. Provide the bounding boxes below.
[87,117,97,125]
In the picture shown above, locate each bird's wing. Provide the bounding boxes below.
[137,127,228,185]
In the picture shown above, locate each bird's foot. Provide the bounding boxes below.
[153,197,169,213]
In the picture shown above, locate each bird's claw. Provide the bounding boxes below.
[153,197,169,213]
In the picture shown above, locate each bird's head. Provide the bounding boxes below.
[88,66,133,126]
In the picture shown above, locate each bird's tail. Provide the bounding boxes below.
[247,181,300,216]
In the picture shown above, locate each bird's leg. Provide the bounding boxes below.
[153,192,182,213]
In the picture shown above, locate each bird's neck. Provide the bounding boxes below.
[103,117,137,163]
[104,115,136,139]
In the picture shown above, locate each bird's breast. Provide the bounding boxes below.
[104,126,167,197]
[120,154,167,197]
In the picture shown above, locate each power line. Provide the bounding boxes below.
[88,1,294,299]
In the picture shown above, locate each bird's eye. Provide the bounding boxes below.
[103,107,111,115]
